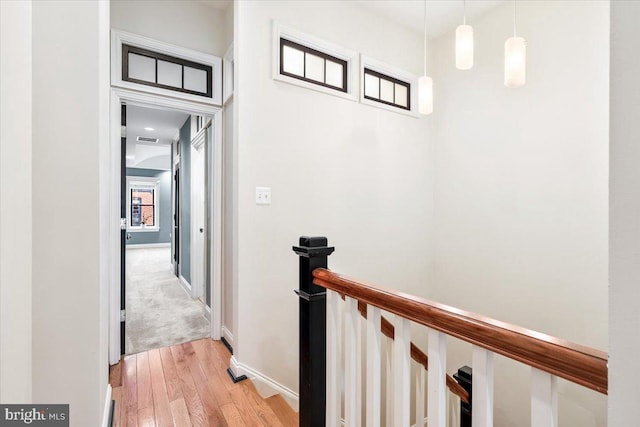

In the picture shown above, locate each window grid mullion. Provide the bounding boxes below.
[279,38,348,93]
[364,68,411,111]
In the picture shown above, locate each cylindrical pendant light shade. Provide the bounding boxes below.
[455,24,474,70]
[418,75,433,115]
[504,36,526,88]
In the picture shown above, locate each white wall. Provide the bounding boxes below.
[111,0,229,56]
[222,97,236,347]
[0,0,33,404]
[32,2,110,426]
[221,0,236,350]
[234,0,435,400]
[609,1,640,425]
[431,1,609,425]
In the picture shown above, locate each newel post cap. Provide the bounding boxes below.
[292,236,335,258]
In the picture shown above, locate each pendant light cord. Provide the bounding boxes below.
[463,0,467,25]
[513,0,517,36]
[423,0,427,75]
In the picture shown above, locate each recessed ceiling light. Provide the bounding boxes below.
[126,155,134,160]
[144,127,154,131]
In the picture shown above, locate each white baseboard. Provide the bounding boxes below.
[102,384,112,427]
[221,326,234,348]
[231,357,299,412]
[229,355,242,377]
[126,242,171,249]
[178,275,191,296]
[203,303,211,321]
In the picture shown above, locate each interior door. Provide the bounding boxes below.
[120,104,127,354]
[173,165,180,277]
[192,142,206,299]
[204,125,212,309]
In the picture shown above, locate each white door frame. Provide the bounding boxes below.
[109,87,223,364]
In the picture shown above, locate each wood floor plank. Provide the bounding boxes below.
[170,398,192,427]
[137,352,154,411]
[110,360,123,387]
[219,403,244,427]
[170,344,208,427]
[191,340,233,407]
[227,384,266,426]
[117,340,288,427]
[240,381,284,427]
[181,342,228,426]
[205,341,239,393]
[112,386,123,427]
[137,407,156,427]
[148,349,173,427]
[159,346,182,402]
[265,394,298,427]
[124,354,138,427]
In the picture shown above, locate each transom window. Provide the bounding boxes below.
[363,68,411,111]
[123,44,213,98]
[280,38,348,93]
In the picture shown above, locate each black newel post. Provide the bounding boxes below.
[293,236,335,427]
[454,366,473,427]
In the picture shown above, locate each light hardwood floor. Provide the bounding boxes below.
[109,338,297,427]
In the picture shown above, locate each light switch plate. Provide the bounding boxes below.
[255,187,271,205]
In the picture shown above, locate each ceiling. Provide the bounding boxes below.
[355,0,505,39]
[200,1,506,39]
[126,105,190,170]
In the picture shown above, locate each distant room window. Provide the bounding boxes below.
[128,180,159,230]
[122,44,213,98]
[363,68,411,111]
[279,38,348,93]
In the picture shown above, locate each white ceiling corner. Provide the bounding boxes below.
[199,0,232,12]
[355,0,506,39]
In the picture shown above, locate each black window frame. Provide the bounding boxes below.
[130,187,156,228]
[279,38,349,93]
[122,44,213,98]
[363,68,411,111]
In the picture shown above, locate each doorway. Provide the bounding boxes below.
[109,89,222,363]
[124,104,213,355]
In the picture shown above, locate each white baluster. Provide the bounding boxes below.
[427,329,447,427]
[415,365,426,427]
[344,297,361,426]
[393,315,411,427]
[326,290,341,427]
[356,302,362,426]
[472,346,494,427]
[366,304,381,427]
[386,336,393,426]
[531,369,558,427]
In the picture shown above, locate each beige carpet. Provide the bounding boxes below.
[125,247,210,354]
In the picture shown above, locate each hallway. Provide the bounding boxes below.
[126,247,209,354]
[109,339,297,426]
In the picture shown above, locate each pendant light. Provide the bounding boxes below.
[419,0,433,115]
[504,0,526,87]
[456,0,474,70]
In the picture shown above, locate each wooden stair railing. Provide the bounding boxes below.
[353,299,470,404]
[316,268,608,394]
[293,236,608,427]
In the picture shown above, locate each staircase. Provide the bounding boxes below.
[293,236,608,427]
[109,338,298,426]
